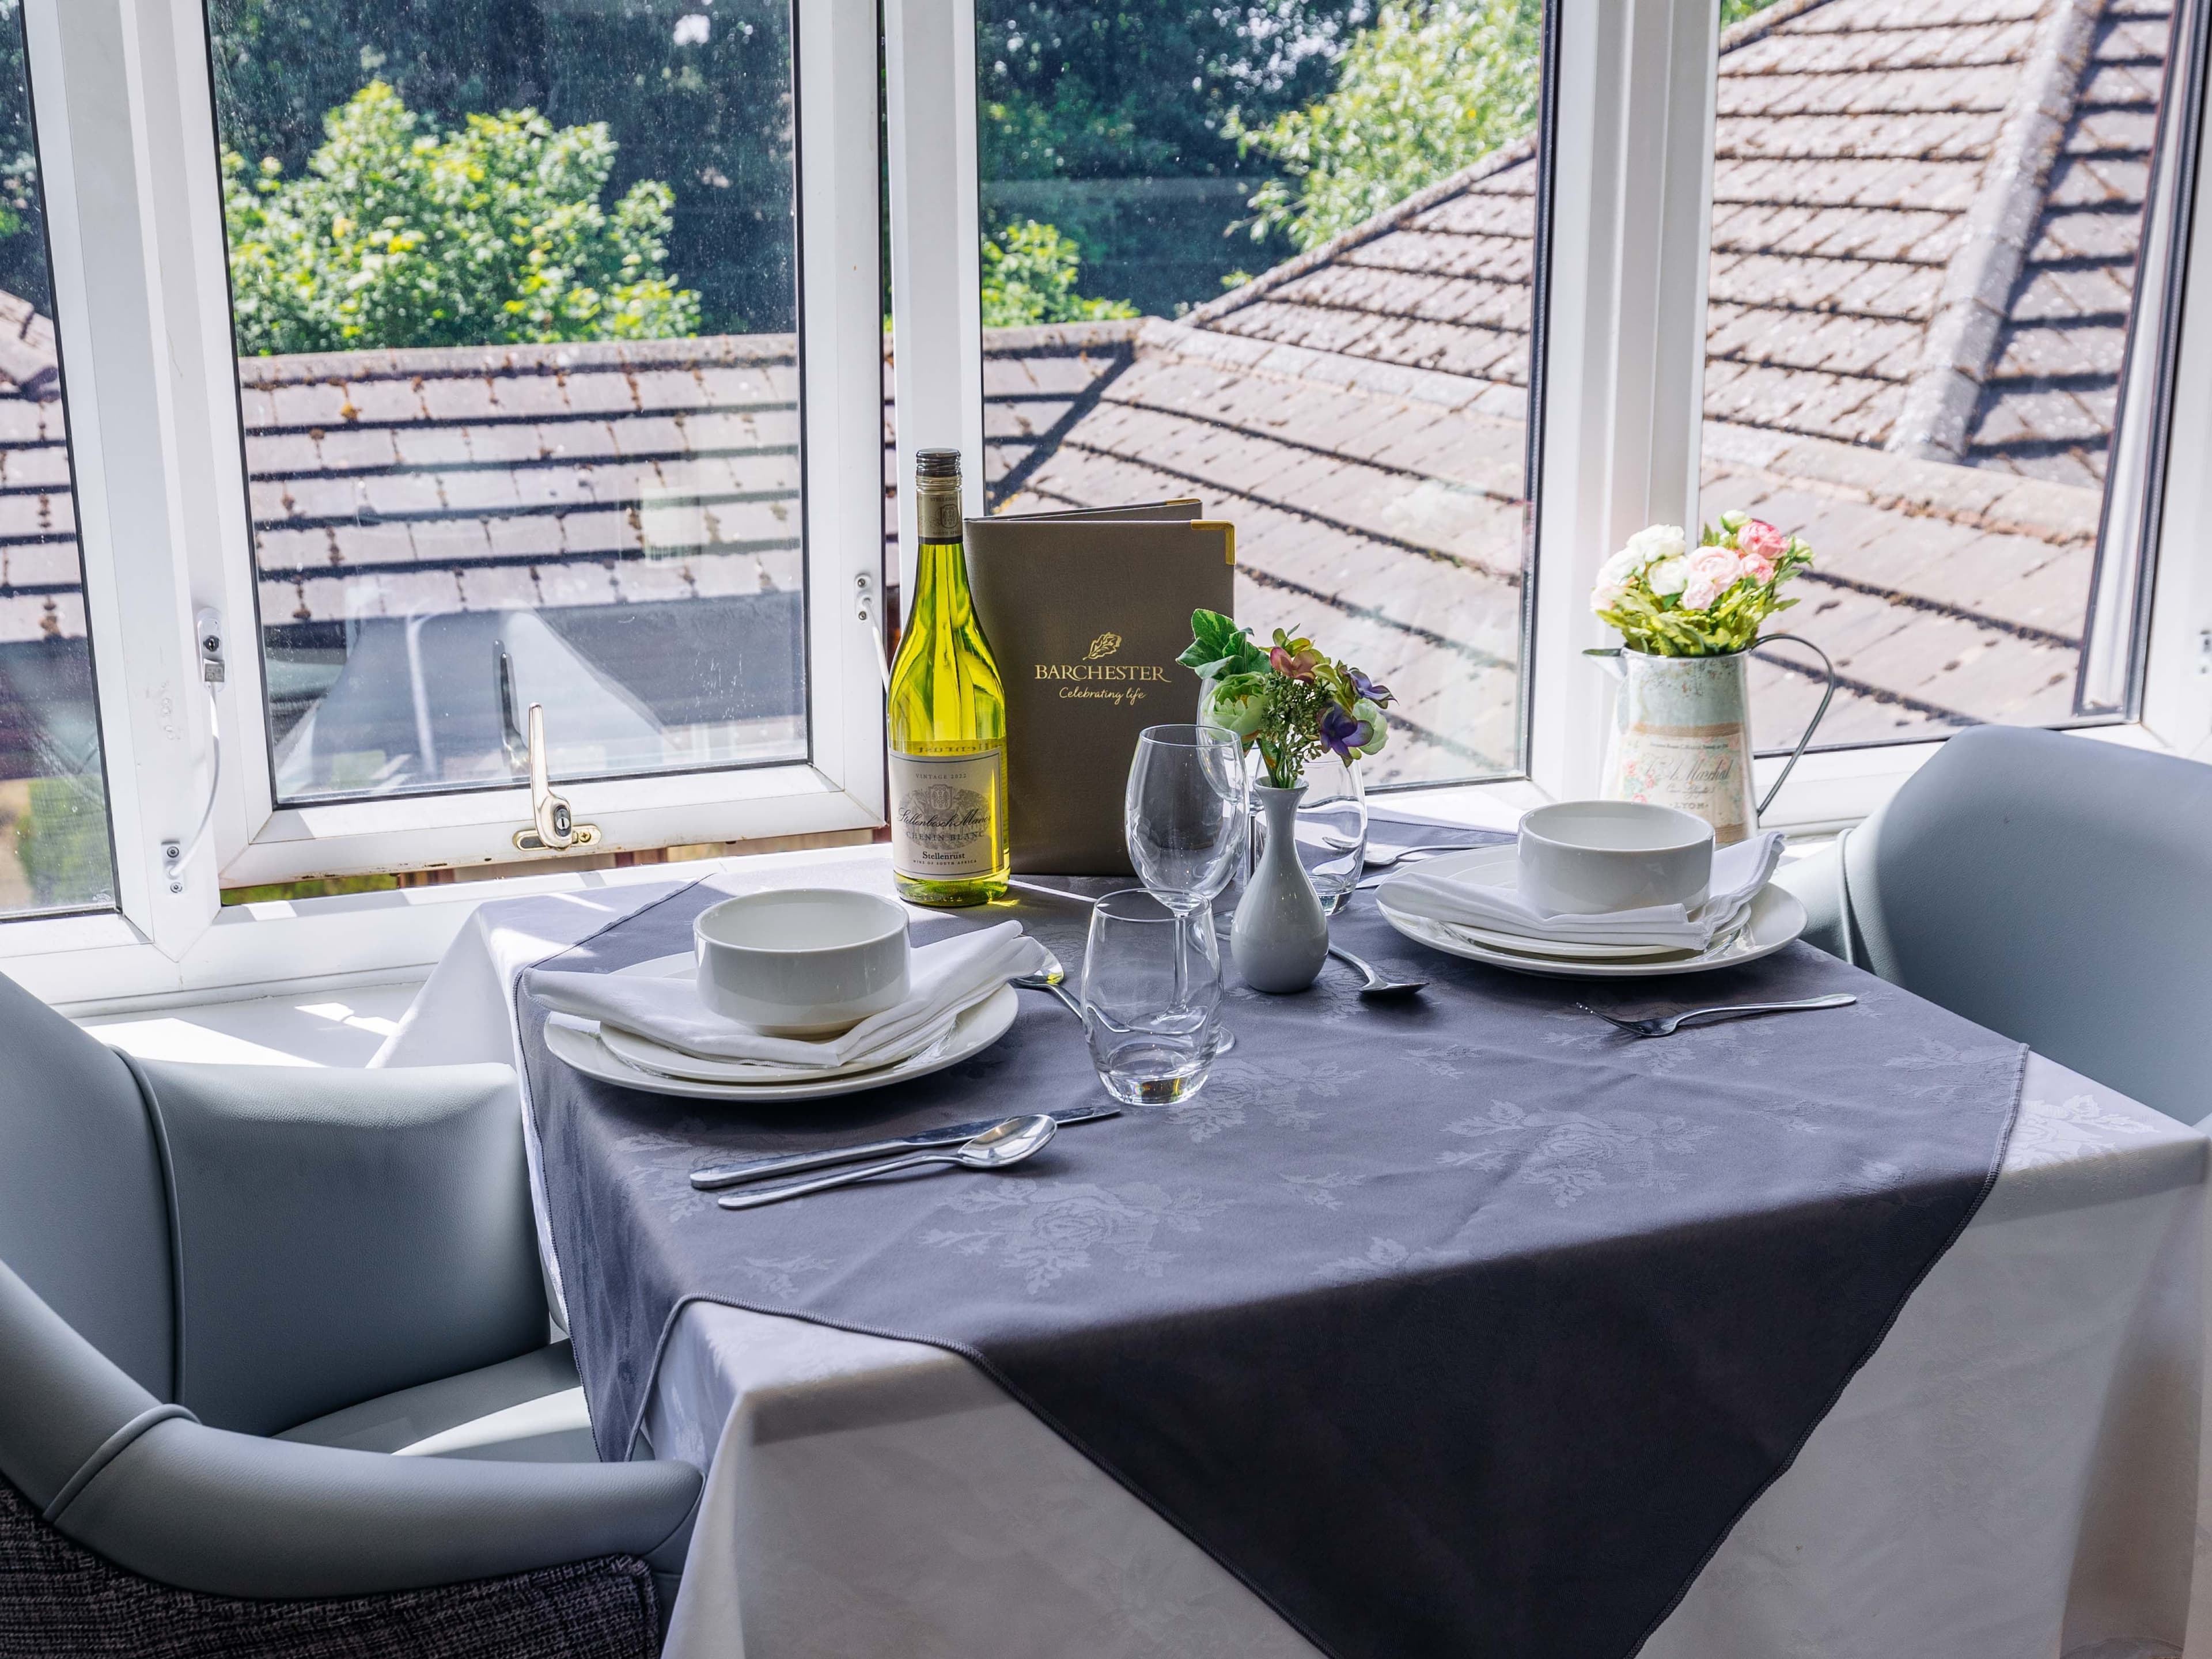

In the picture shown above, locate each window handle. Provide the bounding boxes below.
[513,703,601,855]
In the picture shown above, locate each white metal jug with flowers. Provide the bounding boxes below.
[1588,514,1836,846]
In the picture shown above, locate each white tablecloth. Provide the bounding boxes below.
[377,852,2212,1659]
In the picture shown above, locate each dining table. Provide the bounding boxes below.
[374,822,2211,1659]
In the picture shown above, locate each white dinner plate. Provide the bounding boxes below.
[545,983,1020,1102]
[1378,881,1806,979]
[1374,845,1682,960]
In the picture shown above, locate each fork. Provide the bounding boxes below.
[1577,993,1856,1038]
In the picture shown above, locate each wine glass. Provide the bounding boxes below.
[1125,724,1247,1006]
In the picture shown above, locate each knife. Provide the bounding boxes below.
[688,1105,1122,1191]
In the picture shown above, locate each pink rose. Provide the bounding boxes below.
[1737,520,1788,562]
[1678,548,1742,612]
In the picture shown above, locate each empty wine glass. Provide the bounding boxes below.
[1082,888,1223,1105]
[1126,723,1247,1007]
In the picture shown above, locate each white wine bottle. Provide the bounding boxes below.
[887,448,1009,906]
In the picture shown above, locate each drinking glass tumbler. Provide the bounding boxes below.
[1082,888,1224,1105]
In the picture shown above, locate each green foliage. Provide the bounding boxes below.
[977,0,1363,183]
[979,220,1137,328]
[206,0,796,337]
[1228,0,1542,252]
[15,773,112,910]
[222,82,699,355]
[1721,0,1786,24]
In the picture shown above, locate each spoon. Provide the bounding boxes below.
[1012,965,1236,1052]
[1328,944,1427,999]
[719,1114,1056,1210]
[1362,842,1479,869]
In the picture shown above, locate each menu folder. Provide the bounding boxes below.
[964,502,1236,875]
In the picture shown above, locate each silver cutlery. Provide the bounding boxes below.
[1012,969,1090,1022]
[1328,944,1426,999]
[1576,992,1856,1039]
[690,1104,1117,1190]
[1362,841,1480,869]
[718,1114,1056,1210]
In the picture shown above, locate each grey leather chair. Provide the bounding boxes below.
[0,969,701,1655]
[1774,724,2212,1128]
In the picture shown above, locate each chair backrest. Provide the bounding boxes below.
[0,972,175,1398]
[1849,724,2212,1124]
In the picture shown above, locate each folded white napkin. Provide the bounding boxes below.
[527,921,1047,1071]
[1379,830,1786,951]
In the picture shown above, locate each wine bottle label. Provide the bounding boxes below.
[890,748,1005,879]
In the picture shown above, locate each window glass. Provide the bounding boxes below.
[973,0,1546,786]
[204,0,808,804]
[0,1,113,916]
[1700,0,2188,749]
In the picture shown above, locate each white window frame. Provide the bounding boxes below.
[1,0,889,999]
[5,0,2211,1007]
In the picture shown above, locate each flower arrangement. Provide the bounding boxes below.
[1178,609,1393,789]
[1590,513,1813,656]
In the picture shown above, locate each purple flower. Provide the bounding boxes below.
[1320,702,1373,761]
[1349,669,1394,707]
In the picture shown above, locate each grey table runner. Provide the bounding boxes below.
[518,828,2024,1659]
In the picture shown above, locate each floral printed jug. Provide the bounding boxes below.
[1589,637,1835,846]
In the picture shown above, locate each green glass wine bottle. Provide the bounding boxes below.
[887,448,1009,906]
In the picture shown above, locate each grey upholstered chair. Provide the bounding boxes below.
[1774,724,2212,1128]
[0,970,701,1656]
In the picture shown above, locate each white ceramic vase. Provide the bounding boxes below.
[1232,783,1328,994]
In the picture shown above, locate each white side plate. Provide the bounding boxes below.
[1378,882,1807,979]
[544,982,1021,1102]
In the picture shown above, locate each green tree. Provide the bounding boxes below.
[207,0,795,336]
[979,219,1137,327]
[0,1,49,315]
[1228,0,1541,252]
[223,82,699,354]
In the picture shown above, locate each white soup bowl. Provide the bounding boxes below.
[1516,801,1714,916]
[694,889,911,1037]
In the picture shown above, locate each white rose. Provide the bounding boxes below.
[1596,546,1643,586]
[1590,581,1624,613]
[1622,524,1687,570]
[1646,556,1688,597]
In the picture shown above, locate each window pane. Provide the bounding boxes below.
[0,2,113,916]
[204,0,808,804]
[974,0,1546,786]
[1702,0,2187,749]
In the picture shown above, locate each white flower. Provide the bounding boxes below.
[1622,524,1687,570]
[1679,574,1724,611]
[1596,547,1642,586]
[1646,556,1688,597]
[673,13,711,44]
[1590,581,1625,613]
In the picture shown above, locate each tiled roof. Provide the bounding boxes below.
[994,0,2175,775]
[0,0,2179,794]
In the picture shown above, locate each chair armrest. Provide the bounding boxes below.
[134,1059,547,1436]
[1772,841,1847,961]
[52,1415,700,1599]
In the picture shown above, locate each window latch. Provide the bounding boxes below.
[512,702,600,855]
